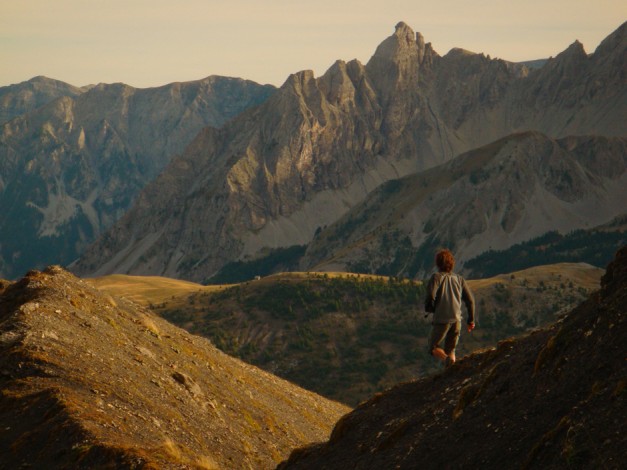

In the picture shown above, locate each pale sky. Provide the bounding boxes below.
[1,0,625,89]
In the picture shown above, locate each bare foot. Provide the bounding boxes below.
[432,347,448,361]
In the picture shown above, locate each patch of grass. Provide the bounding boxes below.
[243,410,262,432]
[159,438,182,461]
[195,454,220,470]
[138,314,160,337]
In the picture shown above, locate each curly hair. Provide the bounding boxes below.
[435,249,455,272]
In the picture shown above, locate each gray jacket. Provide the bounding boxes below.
[425,272,475,324]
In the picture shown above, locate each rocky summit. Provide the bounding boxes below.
[0,267,348,469]
[0,76,85,125]
[73,22,627,282]
[278,247,627,469]
[0,76,275,279]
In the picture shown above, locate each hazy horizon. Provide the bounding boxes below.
[2,1,625,89]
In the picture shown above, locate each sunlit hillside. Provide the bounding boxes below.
[0,267,348,469]
[91,263,602,405]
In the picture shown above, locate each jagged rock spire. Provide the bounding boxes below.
[366,22,427,95]
[370,21,421,63]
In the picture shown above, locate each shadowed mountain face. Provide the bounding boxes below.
[464,214,627,278]
[0,267,348,469]
[0,76,276,279]
[278,246,627,469]
[73,22,627,282]
[302,132,627,277]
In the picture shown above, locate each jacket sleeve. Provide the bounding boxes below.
[461,277,475,324]
[424,274,437,313]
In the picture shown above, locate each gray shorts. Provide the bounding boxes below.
[429,321,461,355]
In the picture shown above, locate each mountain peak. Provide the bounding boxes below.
[27,75,58,85]
[365,22,426,92]
[534,37,588,79]
[566,39,586,55]
[549,38,588,65]
[394,21,413,35]
[282,70,316,89]
[370,21,420,62]
[0,76,84,125]
[444,47,479,58]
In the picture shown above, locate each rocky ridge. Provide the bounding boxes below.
[0,266,348,469]
[278,246,627,469]
[0,76,276,279]
[74,21,627,282]
[0,76,84,125]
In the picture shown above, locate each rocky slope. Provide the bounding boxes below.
[0,76,84,125]
[278,246,627,469]
[302,132,627,277]
[73,21,627,282]
[90,263,602,406]
[0,266,348,469]
[0,76,275,279]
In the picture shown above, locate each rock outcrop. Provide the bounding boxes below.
[73,22,627,282]
[0,266,348,469]
[278,246,627,469]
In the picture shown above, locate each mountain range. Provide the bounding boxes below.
[2,19,625,470]
[0,76,275,279]
[72,21,627,282]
